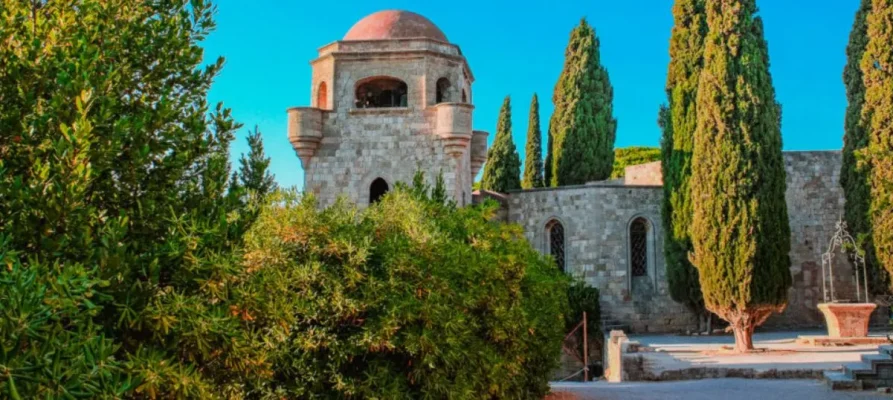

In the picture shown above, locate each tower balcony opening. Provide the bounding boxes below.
[355,77,408,108]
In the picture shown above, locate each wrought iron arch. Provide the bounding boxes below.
[822,219,869,303]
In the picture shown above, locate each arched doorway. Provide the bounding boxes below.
[369,178,389,204]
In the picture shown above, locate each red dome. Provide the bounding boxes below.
[344,10,448,42]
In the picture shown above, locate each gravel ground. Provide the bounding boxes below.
[550,379,891,400]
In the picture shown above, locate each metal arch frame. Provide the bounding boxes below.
[821,218,869,303]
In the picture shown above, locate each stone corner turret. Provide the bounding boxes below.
[470,130,489,177]
[287,107,325,169]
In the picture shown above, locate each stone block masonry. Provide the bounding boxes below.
[506,151,858,333]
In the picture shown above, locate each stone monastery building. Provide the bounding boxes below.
[288,10,857,333]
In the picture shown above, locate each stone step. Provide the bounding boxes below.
[861,353,893,365]
[844,362,873,379]
[824,370,862,391]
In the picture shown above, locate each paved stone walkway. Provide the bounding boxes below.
[627,330,887,376]
[551,379,890,399]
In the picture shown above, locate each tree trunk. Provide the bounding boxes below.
[732,323,754,352]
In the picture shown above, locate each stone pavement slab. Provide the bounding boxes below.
[550,378,889,399]
[627,330,887,375]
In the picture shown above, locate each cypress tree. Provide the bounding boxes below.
[549,19,617,186]
[238,126,278,197]
[862,0,893,283]
[841,0,886,293]
[522,94,545,189]
[690,0,791,352]
[481,96,521,192]
[544,120,554,185]
[661,0,708,324]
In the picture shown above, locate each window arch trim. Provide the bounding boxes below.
[354,76,409,109]
[316,81,328,109]
[543,216,570,273]
[627,214,657,293]
[436,77,452,104]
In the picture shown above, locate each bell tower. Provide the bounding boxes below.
[287,10,489,207]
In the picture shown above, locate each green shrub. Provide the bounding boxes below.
[565,280,602,365]
[611,147,662,179]
[241,180,570,398]
[0,1,277,397]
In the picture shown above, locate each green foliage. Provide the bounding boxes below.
[549,19,617,186]
[237,126,278,197]
[841,0,885,294]
[661,0,707,318]
[242,180,570,398]
[522,94,545,189]
[565,280,602,364]
[861,0,893,285]
[690,0,791,350]
[545,120,554,185]
[0,246,128,398]
[0,1,276,397]
[610,147,661,179]
[482,96,522,192]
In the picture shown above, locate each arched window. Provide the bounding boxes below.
[546,219,566,272]
[355,77,407,108]
[630,217,649,277]
[461,89,467,103]
[436,78,451,103]
[369,178,389,204]
[317,82,328,109]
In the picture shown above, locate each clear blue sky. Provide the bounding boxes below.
[203,0,860,190]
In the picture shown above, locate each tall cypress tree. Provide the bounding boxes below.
[238,126,278,197]
[862,0,893,283]
[690,0,791,352]
[544,120,554,186]
[481,96,521,193]
[841,0,885,293]
[661,0,708,325]
[522,94,544,189]
[549,19,617,186]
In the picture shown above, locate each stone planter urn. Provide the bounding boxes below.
[817,303,877,338]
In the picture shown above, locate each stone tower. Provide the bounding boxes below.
[288,10,489,207]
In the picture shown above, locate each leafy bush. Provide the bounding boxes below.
[611,147,662,178]
[0,0,569,397]
[0,1,277,397]
[241,178,570,398]
[565,280,603,368]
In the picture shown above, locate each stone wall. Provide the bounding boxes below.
[506,183,697,333]
[624,161,663,186]
[506,151,857,332]
[297,38,482,208]
[764,151,864,328]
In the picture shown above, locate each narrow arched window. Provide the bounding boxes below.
[356,77,408,108]
[317,82,328,109]
[546,220,566,272]
[630,217,649,277]
[436,78,451,103]
[369,178,389,204]
[461,89,467,103]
